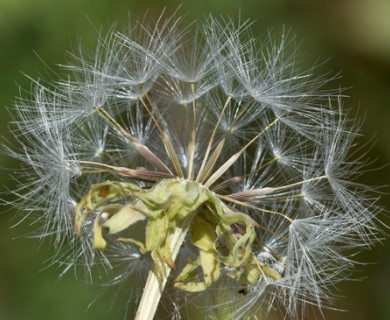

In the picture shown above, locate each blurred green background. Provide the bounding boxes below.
[0,0,389,319]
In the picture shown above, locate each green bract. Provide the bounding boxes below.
[75,178,281,292]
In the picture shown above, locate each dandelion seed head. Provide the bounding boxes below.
[4,11,386,320]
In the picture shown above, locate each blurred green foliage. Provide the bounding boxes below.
[1,0,389,319]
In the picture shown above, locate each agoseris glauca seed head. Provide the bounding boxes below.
[6,12,384,320]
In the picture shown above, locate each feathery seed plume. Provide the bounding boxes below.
[5,12,385,320]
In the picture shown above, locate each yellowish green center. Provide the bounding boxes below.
[75,178,282,292]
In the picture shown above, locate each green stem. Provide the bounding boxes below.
[134,219,191,320]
